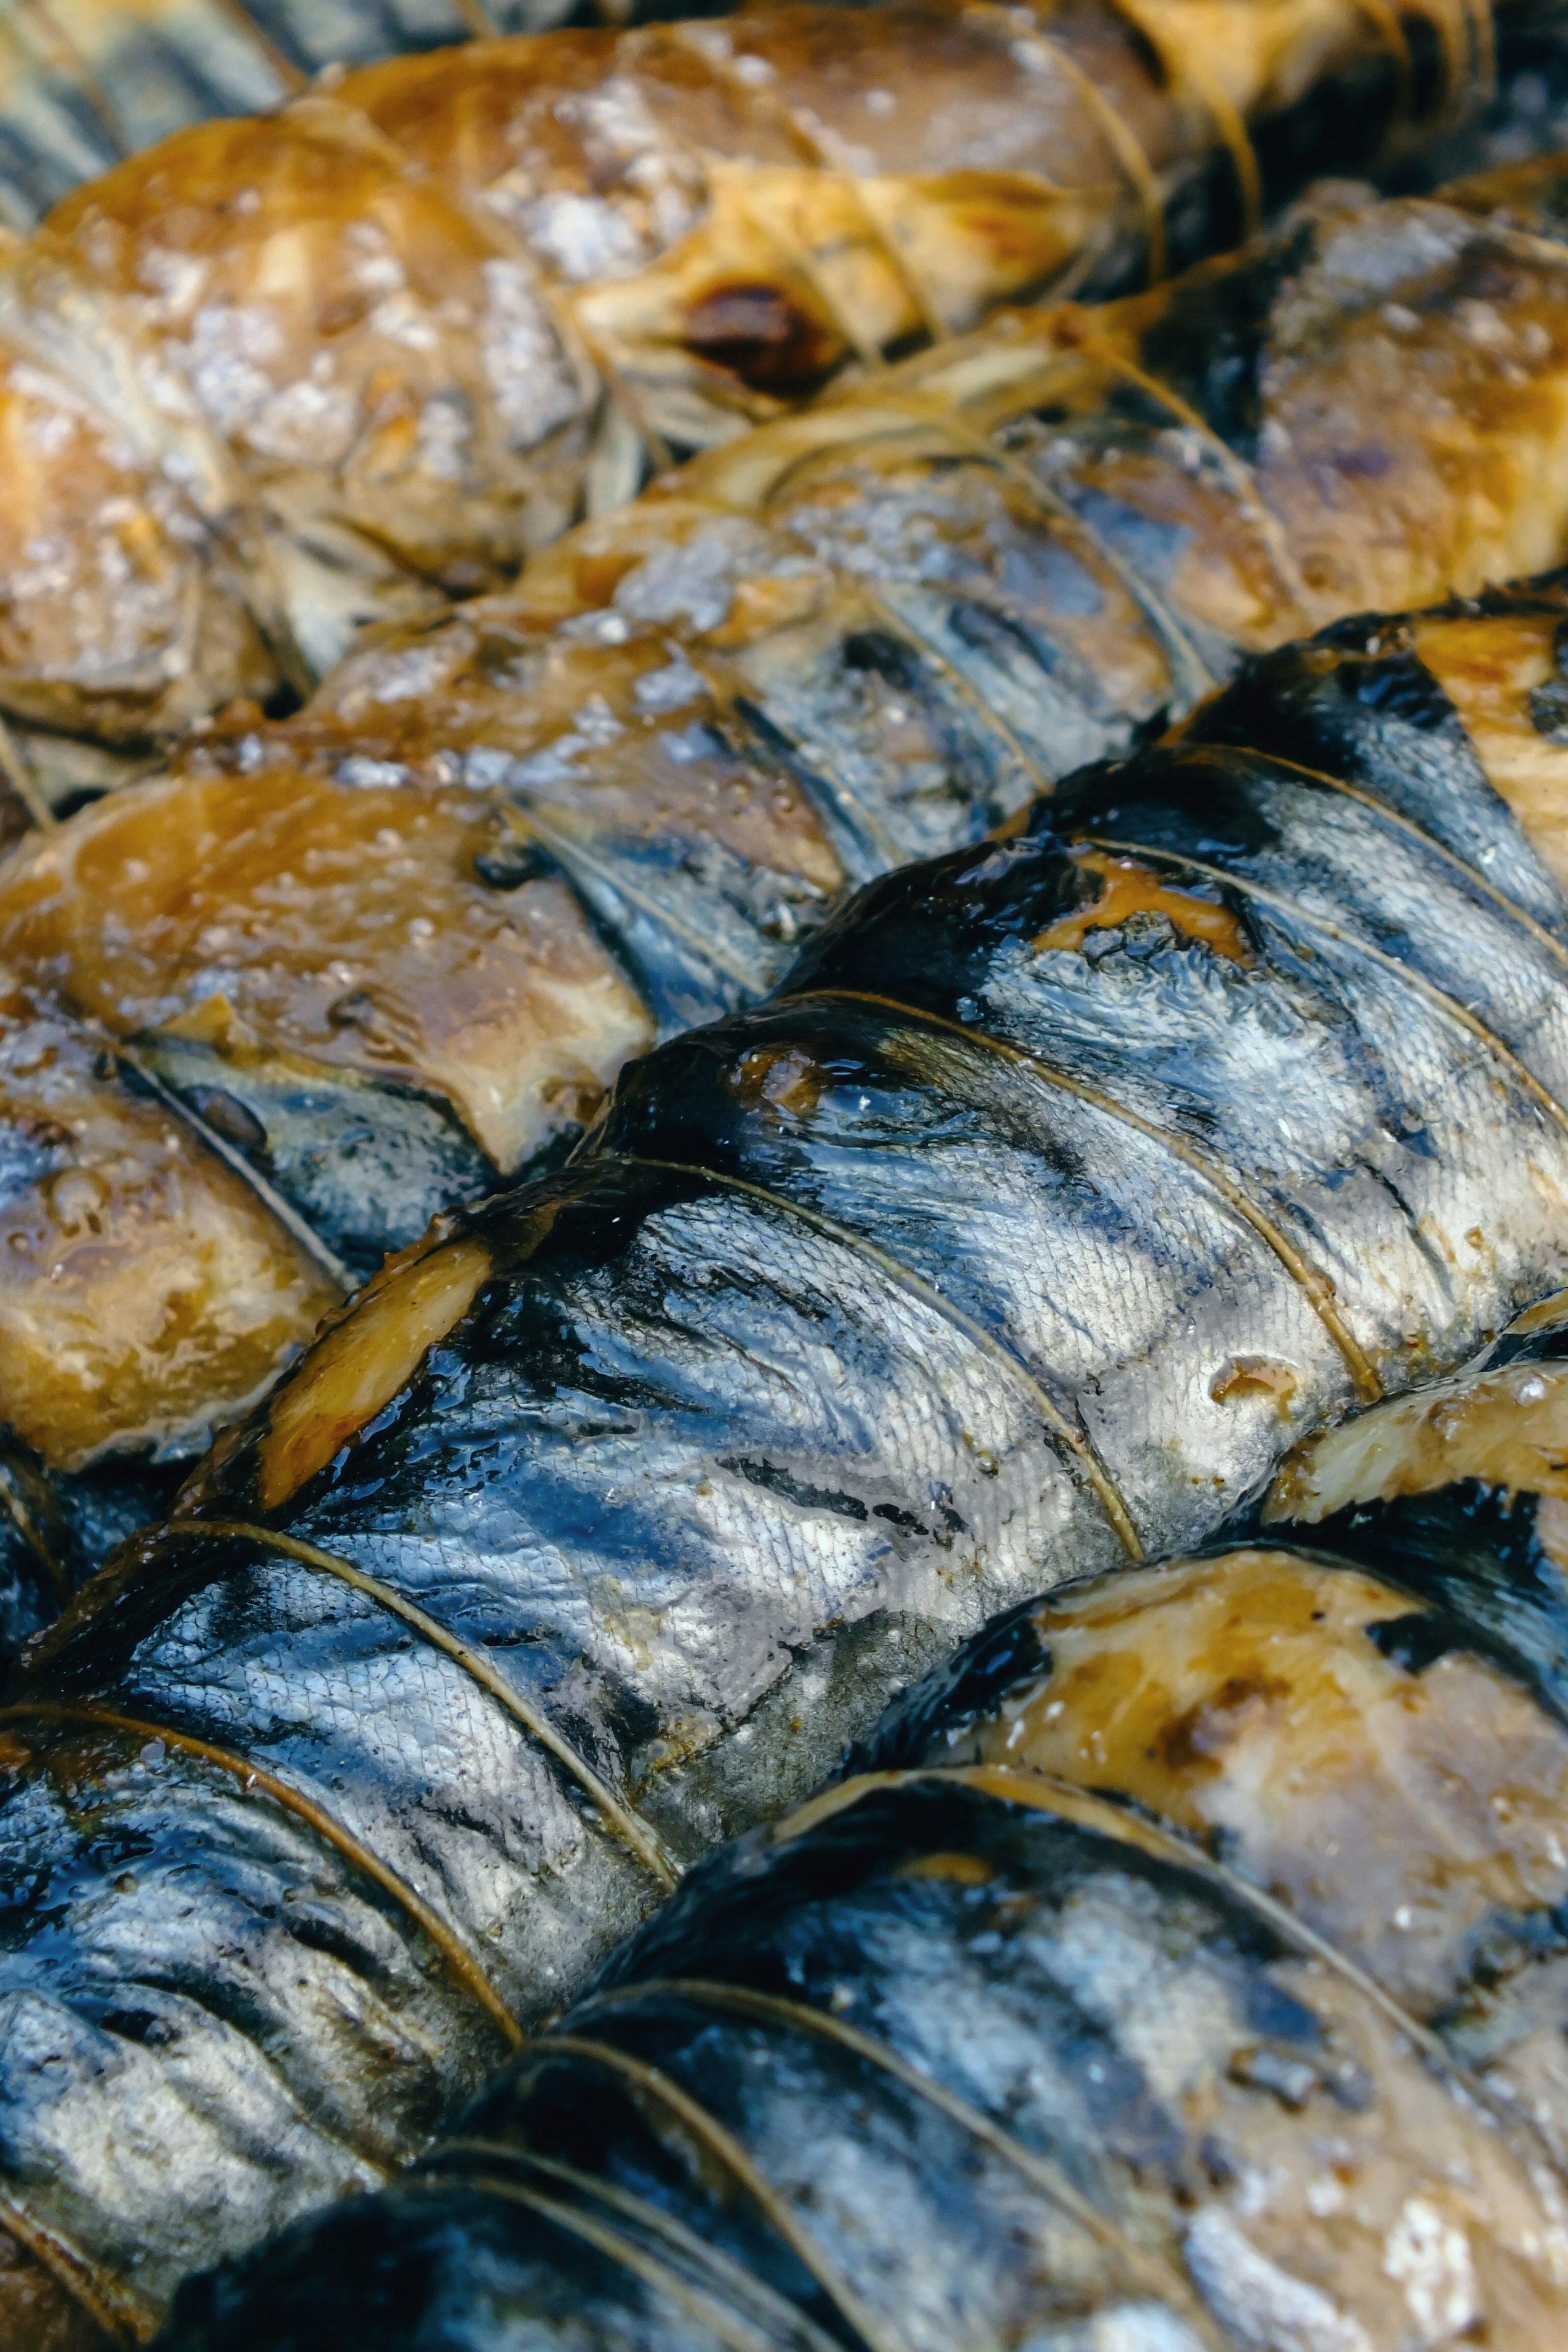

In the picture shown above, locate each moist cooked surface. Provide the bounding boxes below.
[6,592,1568,2332]
[14,160,1568,1516]
[20,154,1568,1678]
[157,1343,1568,2349]
[0,0,1509,783]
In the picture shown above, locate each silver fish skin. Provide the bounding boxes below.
[5,592,1568,2338]
[154,1313,1568,2352]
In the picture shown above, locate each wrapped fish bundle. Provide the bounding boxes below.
[154,1311,1568,2352]
[4,576,1568,2341]
[0,0,1525,800]
[11,153,1568,1650]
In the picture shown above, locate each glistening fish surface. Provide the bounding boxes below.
[18,154,1568,1650]
[5,585,1568,2338]
[157,1309,1568,2350]
[0,0,1475,800]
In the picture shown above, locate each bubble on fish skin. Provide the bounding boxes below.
[10,532,73,602]
[634,653,706,714]
[564,608,631,644]
[416,395,470,482]
[546,76,704,265]
[335,757,409,790]
[136,246,210,327]
[525,189,647,284]
[18,402,75,463]
[613,519,773,632]
[350,644,455,706]
[180,301,283,440]
[347,230,406,300]
[244,368,359,469]
[366,291,441,355]
[570,693,626,745]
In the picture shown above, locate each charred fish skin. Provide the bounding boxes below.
[0,0,1537,791]
[9,600,1568,2336]
[19,155,1568,1615]
[156,1501,1568,2351]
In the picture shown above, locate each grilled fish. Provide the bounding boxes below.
[152,1305,1568,2352]
[0,0,1516,802]
[4,579,1568,2342]
[12,153,1568,1653]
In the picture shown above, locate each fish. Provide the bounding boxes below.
[3,570,1568,2343]
[150,1299,1568,2352]
[0,0,1516,804]
[13,148,1568,1656]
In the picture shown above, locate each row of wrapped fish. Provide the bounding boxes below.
[0,0,1521,806]
[8,133,1568,1635]
[8,565,1568,2347]
[6,12,1568,2347]
[162,1313,1568,2350]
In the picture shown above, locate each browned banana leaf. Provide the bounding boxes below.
[0,0,1522,792]
[11,154,1568,1650]
[157,1303,1568,2351]
[3,576,1568,2339]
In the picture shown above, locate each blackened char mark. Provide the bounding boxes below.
[1289,1478,1568,1728]
[682,282,840,399]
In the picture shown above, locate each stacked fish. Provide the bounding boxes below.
[5,7,1568,2348]
[0,0,1553,1644]
[0,0,1518,806]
